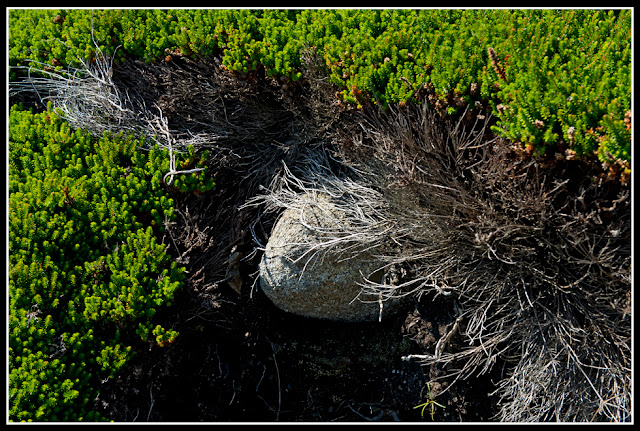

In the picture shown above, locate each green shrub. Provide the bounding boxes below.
[9,9,630,167]
[8,105,213,421]
[481,10,631,163]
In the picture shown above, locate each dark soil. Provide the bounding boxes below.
[94,272,502,422]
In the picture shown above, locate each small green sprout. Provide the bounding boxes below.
[413,382,445,421]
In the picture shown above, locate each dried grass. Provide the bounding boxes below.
[336,100,631,422]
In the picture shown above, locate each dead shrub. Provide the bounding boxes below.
[335,99,631,422]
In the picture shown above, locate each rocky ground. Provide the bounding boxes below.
[12,55,504,423]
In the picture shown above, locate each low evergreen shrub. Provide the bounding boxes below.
[9,9,631,168]
[8,105,213,421]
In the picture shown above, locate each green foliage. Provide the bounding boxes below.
[481,10,631,163]
[8,9,186,73]
[170,145,216,194]
[8,105,211,421]
[413,383,445,421]
[9,9,630,166]
[151,324,179,347]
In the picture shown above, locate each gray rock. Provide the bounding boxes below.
[259,192,402,322]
